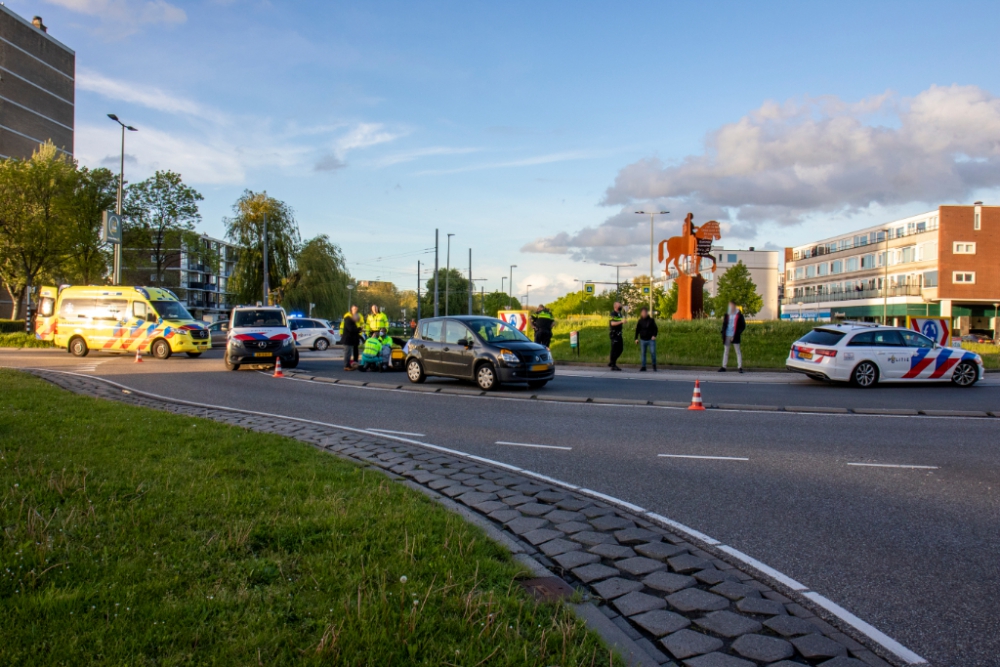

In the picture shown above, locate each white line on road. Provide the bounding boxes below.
[803,591,928,664]
[847,463,939,470]
[368,428,426,437]
[495,440,572,451]
[658,454,749,461]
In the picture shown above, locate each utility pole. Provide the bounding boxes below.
[636,210,669,314]
[262,210,269,305]
[882,228,889,325]
[480,286,485,314]
[468,248,473,315]
[509,265,517,310]
[445,233,454,315]
[434,229,440,317]
[417,260,422,322]
[107,114,137,286]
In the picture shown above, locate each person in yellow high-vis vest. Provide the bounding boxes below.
[365,305,389,336]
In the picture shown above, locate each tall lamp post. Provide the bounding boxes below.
[636,210,669,314]
[525,284,532,308]
[107,114,137,285]
[600,262,637,301]
[882,228,890,325]
[508,265,517,309]
[445,233,455,315]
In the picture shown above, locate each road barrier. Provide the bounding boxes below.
[688,380,705,411]
[273,358,284,378]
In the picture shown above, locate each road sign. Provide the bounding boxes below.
[497,310,530,332]
[642,286,651,295]
[102,211,122,244]
[584,283,595,295]
[569,331,579,348]
[908,317,952,346]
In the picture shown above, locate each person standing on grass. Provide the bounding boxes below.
[634,307,658,372]
[608,301,625,371]
[719,301,746,373]
[531,304,555,348]
[341,310,361,370]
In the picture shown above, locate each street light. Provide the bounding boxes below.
[525,284,532,308]
[882,228,890,325]
[509,265,517,309]
[600,262,637,301]
[993,302,999,342]
[107,114,137,285]
[445,233,455,316]
[347,283,355,310]
[636,210,669,314]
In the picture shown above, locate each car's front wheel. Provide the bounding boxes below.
[406,359,426,384]
[314,338,330,351]
[851,361,878,387]
[224,354,240,371]
[951,361,978,387]
[476,363,499,391]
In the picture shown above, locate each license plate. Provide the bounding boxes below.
[799,352,813,360]
[254,352,273,358]
[531,364,549,371]
[392,351,404,359]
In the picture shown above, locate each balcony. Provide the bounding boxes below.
[781,285,924,306]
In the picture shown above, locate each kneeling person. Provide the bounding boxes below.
[359,333,384,372]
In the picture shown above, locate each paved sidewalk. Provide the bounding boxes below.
[32,369,909,667]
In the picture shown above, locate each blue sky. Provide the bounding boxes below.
[11,0,1000,301]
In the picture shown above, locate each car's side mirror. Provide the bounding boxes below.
[462,338,473,348]
[147,313,157,323]
[221,323,228,331]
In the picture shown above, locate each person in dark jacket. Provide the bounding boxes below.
[341,311,361,370]
[719,301,746,373]
[634,307,658,371]
[530,304,555,347]
[608,302,625,371]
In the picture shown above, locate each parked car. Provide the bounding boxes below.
[289,318,339,350]
[208,320,229,347]
[960,333,994,344]
[786,322,983,387]
[404,315,554,390]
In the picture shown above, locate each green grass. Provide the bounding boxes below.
[0,332,54,348]
[0,369,617,666]
[962,342,1000,369]
[550,316,814,369]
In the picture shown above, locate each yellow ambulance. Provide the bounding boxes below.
[36,285,211,359]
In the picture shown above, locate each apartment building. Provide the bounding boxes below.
[783,203,1000,335]
[0,8,74,159]
[664,248,780,319]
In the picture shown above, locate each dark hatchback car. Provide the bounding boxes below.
[404,316,554,390]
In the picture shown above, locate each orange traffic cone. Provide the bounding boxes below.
[273,357,284,378]
[134,348,143,363]
[688,379,705,411]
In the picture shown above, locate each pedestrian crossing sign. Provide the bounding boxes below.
[642,286,651,295]
[584,283,595,295]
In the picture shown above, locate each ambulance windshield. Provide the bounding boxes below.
[150,300,193,321]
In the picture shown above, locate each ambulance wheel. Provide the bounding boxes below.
[69,336,89,357]
[314,338,330,351]
[951,361,978,387]
[850,361,878,388]
[224,356,240,371]
[151,338,172,360]
[406,359,426,384]
[186,352,202,358]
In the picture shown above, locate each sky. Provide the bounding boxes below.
[9,0,1000,303]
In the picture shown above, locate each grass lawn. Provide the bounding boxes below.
[962,342,1000,370]
[0,332,54,348]
[550,316,814,369]
[0,369,616,666]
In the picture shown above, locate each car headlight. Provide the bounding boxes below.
[229,337,243,348]
[542,350,553,363]
[282,337,294,347]
[498,349,520,365]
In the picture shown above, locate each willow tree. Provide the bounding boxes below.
[281,235,351,318]
[225,190,300,305]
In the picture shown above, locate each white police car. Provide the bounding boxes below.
[786,322,983,387]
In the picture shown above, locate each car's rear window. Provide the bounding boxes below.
[798,329,846,346]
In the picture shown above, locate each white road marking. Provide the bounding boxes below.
[495,440,572,451]
[717,545,807,591]
[847,463,939,470]
[658,454,749,461]
[368,428,426,437]
[25,368,927,666]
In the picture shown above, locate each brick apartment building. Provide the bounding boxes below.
[783,203,1000,335]
[0,7,74,159]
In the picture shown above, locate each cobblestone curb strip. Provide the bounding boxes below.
[29,369,922,667]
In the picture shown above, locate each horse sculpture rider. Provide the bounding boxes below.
[659,213,720,277]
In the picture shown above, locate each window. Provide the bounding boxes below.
[795,267,804,280]
[953,242,976,254]
[420,320,443,342]
[901,331,934,349]
[817,263,828,276]
[847,332,875,347]
[94,299,128,321]
[727,254,737,263]
[831,260,843,274]
[874,330,905,347]
[806,265,815,278]
[974,206,981,230]
[798,329,846,346]
[861,254,875,269]
[233,308,284,328]
[901,246,915,263]
[60,298,94,320]
[132,301,148,319]
[923,270,938,287]
[846,257,858,272]
[953,272,976,284]
[444,321,472,345]
[916,220,927,233]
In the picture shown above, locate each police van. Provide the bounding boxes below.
[36,285,210,359]
[224,304,299,371]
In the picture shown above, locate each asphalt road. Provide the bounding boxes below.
[4,348,998,666]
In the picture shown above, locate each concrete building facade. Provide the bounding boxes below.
[0,7,74,159]
[783,204,1000,335]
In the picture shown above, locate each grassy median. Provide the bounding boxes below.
[0,332,54,348]
[0,369,616,666]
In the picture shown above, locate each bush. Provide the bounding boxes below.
[0,332,53,348]
[0,319,26,334]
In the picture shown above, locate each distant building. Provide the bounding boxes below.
[664,248,780,320]
[783,204,1000,335]
[0,7,74,159]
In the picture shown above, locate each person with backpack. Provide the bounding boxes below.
[719,301,746,373]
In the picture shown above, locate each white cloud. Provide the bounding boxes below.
[516,273,581,304]
[334,123,404,157]
[372,146,479,168]
[77,69,225,123]
[525,84,1000,262]
[43,0,185,34]
[416,150,596,176]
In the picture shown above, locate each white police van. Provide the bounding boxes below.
[224,305,299,371]
[787,322,983,387]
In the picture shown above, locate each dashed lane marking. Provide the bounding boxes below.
[367,428,426,437]
[495,440,572,451]
[847,462,939,470]
[658,454,749,461]
[23,368,927,666]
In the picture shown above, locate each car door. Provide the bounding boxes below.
[289,319,307,347]
[209,321,228,346]
[416,320,445,374]
[898,330,939,380]
[441,320,476,378]
[873,330,909,379]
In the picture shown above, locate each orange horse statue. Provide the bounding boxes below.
[658,213,722,277]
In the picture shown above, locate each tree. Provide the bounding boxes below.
[420,268,472,316]
[356,281,405,320]
[123,170,203,287]
[712,262,763,317]
[58,167,117,285]
[225,191,301,305]
[281,235,351,319]
[480,290,521,317]
[659,282,678,319]
[0,142,77,318]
